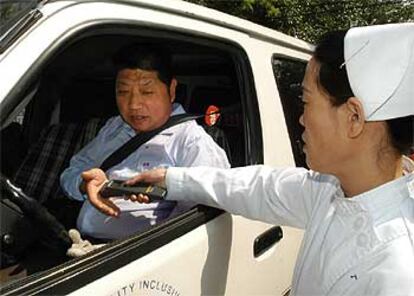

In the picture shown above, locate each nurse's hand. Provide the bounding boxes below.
[124,168,168,203]
[81,168,120,217]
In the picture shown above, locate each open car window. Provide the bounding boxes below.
[0,23,261,291]
[272,57,307,168]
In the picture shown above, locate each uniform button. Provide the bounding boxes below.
[353,216,365,230]
[356,233,369,247]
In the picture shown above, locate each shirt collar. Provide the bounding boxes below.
[171,102,186,116]
[335,173,414,215]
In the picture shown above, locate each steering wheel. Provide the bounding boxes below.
[0,174,71,255]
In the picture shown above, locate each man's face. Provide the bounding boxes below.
[115,69,176,133]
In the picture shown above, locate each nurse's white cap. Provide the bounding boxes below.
[344,23,414,121]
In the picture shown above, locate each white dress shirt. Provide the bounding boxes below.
[60,104,230,239]
[166,162,414,296]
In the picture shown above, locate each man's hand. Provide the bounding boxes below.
[124,168,168,203]
[81,168,120,217]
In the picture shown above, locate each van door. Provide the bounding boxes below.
[0,1,310,295]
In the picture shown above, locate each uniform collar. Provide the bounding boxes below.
[335,171,414,215]
[402,155,414,175]
[350,173,413,212]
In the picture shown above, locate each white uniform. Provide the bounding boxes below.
[166,164,414,296]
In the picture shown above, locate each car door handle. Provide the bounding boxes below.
[253,226,283,258]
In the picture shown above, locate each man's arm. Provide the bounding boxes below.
[81,168,120,217]
[62,162,120,217]
[60,148,101,201]
[60,116,124,216]
[79,180,86,194]
[60,117,119,200]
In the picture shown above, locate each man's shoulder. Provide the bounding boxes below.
[164,119,198,133]
[170,120,208,139]
[160,120,216,148]
[89,116,135,144]
[103,115,124,128]
[99,116,130,134]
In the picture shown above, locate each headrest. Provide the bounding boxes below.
[344,23,414,121]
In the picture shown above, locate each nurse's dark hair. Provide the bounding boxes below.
[112,43,173,86]
[313,30,414,155]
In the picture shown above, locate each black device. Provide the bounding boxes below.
[99,180,167,201]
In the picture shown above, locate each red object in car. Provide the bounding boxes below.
[204,105,221,126]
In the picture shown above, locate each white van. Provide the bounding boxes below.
[0,0,313,295]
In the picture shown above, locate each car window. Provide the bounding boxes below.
[0,24,261,289]
[272,56,307,168]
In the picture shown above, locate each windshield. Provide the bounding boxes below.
[0,0,38,36]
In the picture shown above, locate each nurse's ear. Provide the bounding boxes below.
[345,97,365,139]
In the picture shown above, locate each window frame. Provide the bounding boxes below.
[271,54,308,168]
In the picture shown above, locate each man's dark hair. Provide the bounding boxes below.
[112,43,173,86]
[314,30,413,155]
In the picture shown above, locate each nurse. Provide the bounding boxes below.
[110,24,414,295]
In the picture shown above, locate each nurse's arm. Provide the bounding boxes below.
[127,166,337,229]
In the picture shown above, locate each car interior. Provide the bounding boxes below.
[0,26,251,282]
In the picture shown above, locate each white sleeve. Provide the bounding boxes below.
[168,123,231,217]
[166,165,338,229]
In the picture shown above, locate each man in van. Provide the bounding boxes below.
[60,44,230,240]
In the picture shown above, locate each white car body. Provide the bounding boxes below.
[0,1,312,295]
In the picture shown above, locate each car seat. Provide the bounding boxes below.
[13,118,106,204]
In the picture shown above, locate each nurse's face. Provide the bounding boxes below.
[299,58,349,174]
